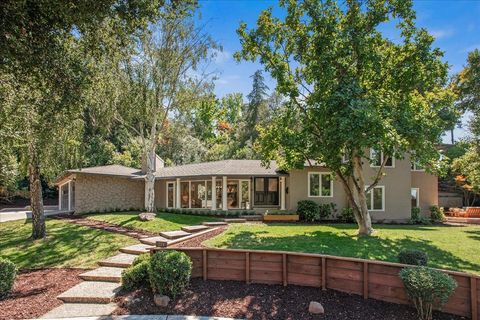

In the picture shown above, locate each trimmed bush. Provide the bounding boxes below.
[148,250,192,298]
[398,250,428,266]
[430,206,445,222]
[121,254,150,290]
[410,207,430,225]
[339,207,355,223]
[319,203,336,220]
[399,267,457,320]
[297,200,320,222]
[0,258,17,299]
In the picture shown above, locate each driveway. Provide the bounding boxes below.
[0,205,67,223]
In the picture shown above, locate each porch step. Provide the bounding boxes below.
[240,215,263,221]
[203,221,228,226]
[98,253,137,268]
[140,236,169,246]
[159,230,191,239]
[79,267,123,283]
[40,303,117,319]
[181,225,210,233]
[119,243,154,255]
[57,281,121,304]
[223,218,246,223]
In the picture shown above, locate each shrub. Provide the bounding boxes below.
[297,200,320,221]
[0,258,17,299]
[319,203,336,220]
[410,207,430,224]
[398,250,428,266]
[121,254,150,290]
[399,267,457,320]
[430,206,445,222]
[148,250,192,298]
[339,207,355,223]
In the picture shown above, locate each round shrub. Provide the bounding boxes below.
[339,207,355,223]
[398,250,428,266]
[148,250,192,298]
[429,206,445,222]
[121,254,151,290]
[399,267,457,320]
[0,258,17,299]
[297,200,320,222]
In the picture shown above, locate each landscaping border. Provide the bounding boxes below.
[151,247,480,319]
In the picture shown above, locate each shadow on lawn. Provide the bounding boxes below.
[216,228,480,274]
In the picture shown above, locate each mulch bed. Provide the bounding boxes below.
[113,278,464,320]
[0,268,86,320]
[171,226,227,248]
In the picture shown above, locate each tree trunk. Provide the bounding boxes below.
[144,146,156,213]
[450,128,454,145]
[28,144,46,239]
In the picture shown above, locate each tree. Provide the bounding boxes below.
[452,146,480,206]
[235,0,454,235]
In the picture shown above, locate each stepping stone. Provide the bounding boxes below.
[202,221,228,226]
[119,243,154,255]
[80,267,124,282]
[57,281,121,304]
[40,303,117,319]
[140,236,169,246]
[159,230,191,239]
[223,218,246,223]
[98,253,137,268]
[181,225,209,233]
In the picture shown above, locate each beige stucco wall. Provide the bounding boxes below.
[411,171,438,215]
[74,174,144,213]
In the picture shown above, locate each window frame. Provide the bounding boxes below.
[308,172,334,198]
[166,181,176,209]
[365,185,385,211]
[370,149,395,168]
[411,162,425,172]
[411,187,420,208]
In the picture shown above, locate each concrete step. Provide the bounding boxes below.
[181,225,210,233]
[140,236,169,246]
[40,303,117,319]
[202,221,228,226]
[79,267,124,283]
[119,243,153,255]
[159,230,191,239]
[98,253,137,268]
[240,215,263,221]
[223,218,246,223]
[57,281,121,304]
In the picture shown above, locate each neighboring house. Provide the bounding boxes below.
[55,152,437,222]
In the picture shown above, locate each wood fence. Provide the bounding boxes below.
[151,247,479,319]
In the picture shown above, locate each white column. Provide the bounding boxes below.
[280,176,286,211]
[67,181,72,211]
[222,176,228,211]
[58,185,62,210]
[176,178,181,208]
[211,177,217,210]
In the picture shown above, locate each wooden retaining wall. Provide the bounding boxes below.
[151,247,479,320]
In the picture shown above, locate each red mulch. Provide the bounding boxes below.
[0,268,86,320]
[113,279,464,320]
[171,226,227,248]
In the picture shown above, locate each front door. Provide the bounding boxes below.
[254,177,279,206]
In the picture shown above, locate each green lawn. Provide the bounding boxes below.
[84,211,219,233]
[0,218,137,269]
[205,223,480,275]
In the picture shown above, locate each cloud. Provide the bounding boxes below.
[430,28,455,40]
[213,50,231,64]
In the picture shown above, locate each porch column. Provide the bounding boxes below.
[175,178,181,208]
[222,176,228,211]
[67,181,72,211]
[211,176,217,210]
[280,176,286,211]
[58,185,61,210]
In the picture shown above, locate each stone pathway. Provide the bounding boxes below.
[42,224,222,319]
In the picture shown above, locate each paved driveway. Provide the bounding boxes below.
[0,206,66,223]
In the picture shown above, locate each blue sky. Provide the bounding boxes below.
[197,0,480,142]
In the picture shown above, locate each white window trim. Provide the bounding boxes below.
[365,185,385,211]
[166,181,176,209]
[308,172,334,198]
[411,188,420,207]
[411,163,425,172]
[370,149,395,168]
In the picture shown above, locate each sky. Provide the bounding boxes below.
[196,0,480,142]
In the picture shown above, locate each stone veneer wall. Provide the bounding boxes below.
[74,174,144,213]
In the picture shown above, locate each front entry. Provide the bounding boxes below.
[254,177,279,206]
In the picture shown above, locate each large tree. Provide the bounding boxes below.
[235,0,454,235]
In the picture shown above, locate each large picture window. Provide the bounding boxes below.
[370,149,394,167]
[365,186,385,211]
[308,172,333,197]
[411,188,419,208]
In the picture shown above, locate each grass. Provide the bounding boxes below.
[204,223,480,275]
[84,211,220,233]
[0,218,137,269]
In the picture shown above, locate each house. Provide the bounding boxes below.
[55,152,437,222]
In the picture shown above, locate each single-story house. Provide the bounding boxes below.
[55,152,437,222]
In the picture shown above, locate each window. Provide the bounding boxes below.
[166,182,175,208]
[365,186,384,211]
[308,172,333,197]
[254,177,279,206]
[411,188,419,208]
[411,162,425,171]
[370,149,394,168]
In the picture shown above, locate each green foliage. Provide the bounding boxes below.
[410,207,430,225]
[398,250,428,266]
[0,258,17,299]
[121,254,150,290]
[319,203,336,220]
[399,267,457,320]
[429,206,445,222]
[339,207,355,223]
[297,200,320,222]
[148,251,192,298]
